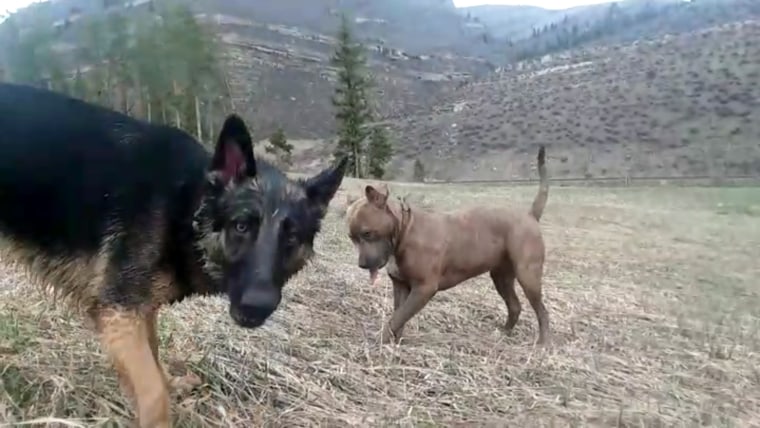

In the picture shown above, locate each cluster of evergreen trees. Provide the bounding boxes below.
[512,1,687,62]
[1,5,393,178]
[1,1,229,145]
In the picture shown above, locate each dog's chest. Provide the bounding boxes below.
[386,254,404,281]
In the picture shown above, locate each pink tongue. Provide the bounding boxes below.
[369,269,380,287]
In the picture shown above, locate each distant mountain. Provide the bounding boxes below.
[461,0,760,62]
[458,4,561,40]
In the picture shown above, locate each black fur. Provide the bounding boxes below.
[0,82,346,329]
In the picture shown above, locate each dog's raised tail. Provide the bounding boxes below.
[530,145,549,221]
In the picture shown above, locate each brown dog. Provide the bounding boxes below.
[345,146,550,345]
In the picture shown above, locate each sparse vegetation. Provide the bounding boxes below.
[265,127,294,169]
[389,21,760,181]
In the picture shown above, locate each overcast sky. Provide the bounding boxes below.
[2,0,616,17]
[453,0,613,8]
[2,0,39,17]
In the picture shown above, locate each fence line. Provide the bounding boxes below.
[419,174,760,187]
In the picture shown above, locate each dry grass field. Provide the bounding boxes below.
[1,178,759,427]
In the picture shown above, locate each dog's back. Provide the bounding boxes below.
[0,83,209,296]
[0,83,209,248]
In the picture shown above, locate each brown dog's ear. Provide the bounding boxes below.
[346,193,359,206]
[337,193,360,218]
[365,185,388,208]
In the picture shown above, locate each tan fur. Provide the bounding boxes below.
[0,236,107,311]
[0,218,192,427]
[346,147,551,345]
[149,271,183,314]
[93,306,170,428]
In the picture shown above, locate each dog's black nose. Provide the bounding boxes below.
[234,286,281,328]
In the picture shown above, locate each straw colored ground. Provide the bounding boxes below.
[1,179,759,427]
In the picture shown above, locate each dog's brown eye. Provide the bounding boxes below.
[234,221,248,234]
[361,231,374,241]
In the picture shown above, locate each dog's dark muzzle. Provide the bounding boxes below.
[358,255,387,271]
[358,240,392,270]
[230,283,281,328]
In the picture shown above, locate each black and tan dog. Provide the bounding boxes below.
[345,147,550,346]
[0,83,346,427]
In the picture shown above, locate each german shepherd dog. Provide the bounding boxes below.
[0,83,346,427]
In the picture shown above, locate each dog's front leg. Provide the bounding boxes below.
[383,283,436,344]
[390,279,411,338]
[93,307,171,428]
[145,308,171,388]
[392,279,410,311]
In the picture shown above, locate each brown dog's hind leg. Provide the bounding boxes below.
[93,307,171,428]
[515,263,550,345]
[489,266,521,333]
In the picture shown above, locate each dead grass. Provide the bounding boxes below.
[1,179,759,427]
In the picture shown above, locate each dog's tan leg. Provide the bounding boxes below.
[146,308,202,395]
[94,307,171,428]
[515,263,550,345]
[391,278,411,338]
[145,309,172,390]
[489,267,521,332]
[383,283,436,344]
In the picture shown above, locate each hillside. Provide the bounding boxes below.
[385,20,760,181]
[3,0,759,178]
[463,0,760,62]
[0,0,494,141]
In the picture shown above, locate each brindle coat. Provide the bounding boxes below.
[345,147,550,345]
[0,83,346,427]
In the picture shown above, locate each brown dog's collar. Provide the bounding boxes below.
[388,196,412,251]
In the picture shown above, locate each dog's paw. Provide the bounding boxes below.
[380,324,398,345]
[165,358,203,395]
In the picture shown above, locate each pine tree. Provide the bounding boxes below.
[366,126,392,179]
[330,13,373,178]
[265,127,294,168]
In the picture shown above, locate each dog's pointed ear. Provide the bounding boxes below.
[304,156,348,214]
[365,184,388,208]
[346,193,359,206]
[338,192,360,218]
[210,114,257,184]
